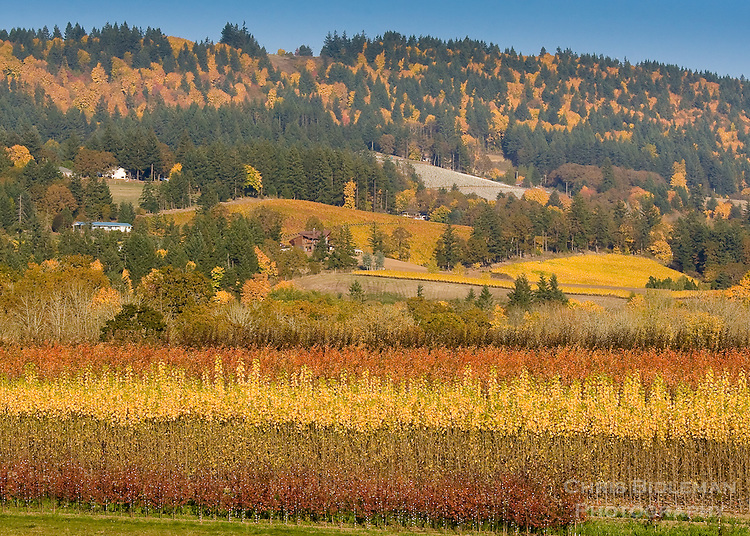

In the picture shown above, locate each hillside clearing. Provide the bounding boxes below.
[293,272,510,302]
[107,179,144,207]
[381,155,528,200]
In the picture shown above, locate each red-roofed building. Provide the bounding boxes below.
[289,229,331,255]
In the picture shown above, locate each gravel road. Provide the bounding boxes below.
[382,156,529,200]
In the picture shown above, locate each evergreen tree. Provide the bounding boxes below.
[326,225,357,270]
[506,274,533,310]
[139,183,160,214]
[546,190,563,208]
[368,222,387,254]
[198,187,220,211]
[118,202,136,224]
[219,23,266,58]
[123,232,157,284]
[600,157,615,192]
[476,285,494,310]
[391,226,412,261]
[534,274,550,303]
[434,223,461,270]
[84,178,114,219]
[348,280,365,301]
[548,274,568,304]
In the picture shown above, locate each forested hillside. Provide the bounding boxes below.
[2,23,749,191]
[1,22,750,288]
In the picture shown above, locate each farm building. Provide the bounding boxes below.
[106,167,129,180]
[289,229,330,255]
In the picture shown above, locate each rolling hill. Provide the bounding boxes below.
[159,197,471,266]
[1,23,749,290]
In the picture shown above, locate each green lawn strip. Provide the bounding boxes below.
[0,511,749,536]
[0,510,392,536]
[578,518,750,535]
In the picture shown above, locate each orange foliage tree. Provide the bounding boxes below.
[670,160,687,189]
[241,273,271,304]
[74,148,116,177]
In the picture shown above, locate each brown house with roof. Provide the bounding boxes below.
[289,229,331,255]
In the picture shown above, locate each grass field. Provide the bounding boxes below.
[0,511,380,536]
[0,511,747,535]
[106,179,144,207]
[492,253,692,289]
[162,198,471,266]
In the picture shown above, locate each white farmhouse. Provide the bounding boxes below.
[106,167,129,180]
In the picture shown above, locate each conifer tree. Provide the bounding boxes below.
[534,274,550,303]
[326,225,357,270]
[434,223,461,270]
[506,274,533,310]
[476,285,494,311]
[548,274,568,304]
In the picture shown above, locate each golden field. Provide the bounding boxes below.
[162,198,471,265]
[492,253,691,289]
[356,270,633,298]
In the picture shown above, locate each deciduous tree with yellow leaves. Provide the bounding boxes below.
[6,145,34,168]
[244,164,262,195]
[343,180,357,209]
[670,160,687,189]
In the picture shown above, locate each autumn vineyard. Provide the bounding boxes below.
[0,343,747,531]
[3,15,750,535]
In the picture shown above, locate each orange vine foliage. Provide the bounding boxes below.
[3,344,750,389]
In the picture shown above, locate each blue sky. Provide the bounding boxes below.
[3,0,748,78]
